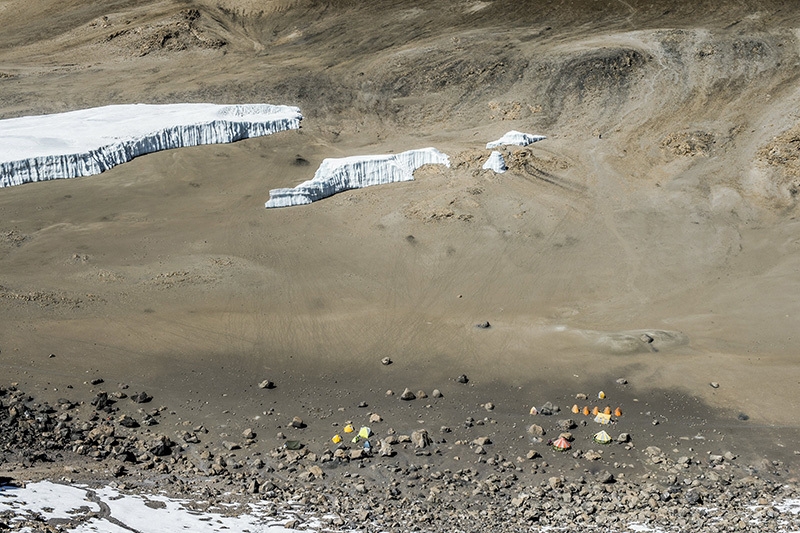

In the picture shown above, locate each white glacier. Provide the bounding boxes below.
[482,150,507,173]
[0,103,303,188]
[265,147,451,208]
[486,130,546,149]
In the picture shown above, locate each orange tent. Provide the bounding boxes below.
[552,436,571,451]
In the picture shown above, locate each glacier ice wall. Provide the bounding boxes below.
[486,130,546,149]
[265,148,451,208]
[0,103,302,188]
[482,150,507,173]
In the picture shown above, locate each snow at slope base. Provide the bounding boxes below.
[482,150,507,173]
[0,103,302,188]
[486,130,546,149]
[265,147,451,208]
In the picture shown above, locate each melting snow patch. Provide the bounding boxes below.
[0,481,99,522]
[0,481,301,532]
[482,150,507,173]
[0,103,302,187]
[265,147,450,208]
[486,130,546,149]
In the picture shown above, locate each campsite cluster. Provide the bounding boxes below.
[2,380,800,532]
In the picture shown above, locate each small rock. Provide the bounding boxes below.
[617,433,631,443]
[350,449,366,460]
[258,380,275,389]
[548,477,562,490]
[308,465,324,479]
[539,401,559,415]
[557,419,576,430]
[584,450,602,461]
[379,440,395,457]
[527,424,545,436]
[87,425,115,442]
[597,470,615,484]
[472,436,492,446]
[149,436,173,456]
[640,333,654,343]
[90,378,104,385]
[475,321,491,329]
[526,450,541,460]
[737,413,749,421]
[411,429,432,448]
[484,402,495,412]
[710,382,720,389]
[457,374,469,384]
[130,391,152,404]
[416,390,428,399]
[381,357,392,365]
[222,441,240,451]
[432,389,442,398]
[615,378,628,385]
[289,416,306,429]
[358,401,368,408]
[400,388,416,401]
[685,489,703,505]
[369,413,382,423]
[242,428,256,439]
[117,414,139,428]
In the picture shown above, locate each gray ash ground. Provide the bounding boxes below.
[2,379,799,532]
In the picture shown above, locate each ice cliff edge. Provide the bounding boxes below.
[265,148,451,208]
[0,103,303,188]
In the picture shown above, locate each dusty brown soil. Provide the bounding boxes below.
[1,0,799,490]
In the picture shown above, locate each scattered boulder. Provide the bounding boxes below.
[527,424,545,437]
[539,401,559,415]
[557,419,576,430]
[597,470,615,484]
[457,374,469,384]
[379,440,395,457]
[400,388,416,401]
[258,380,275,389]
[411,429,432,448]
[130,391,152,404]
[117,414,139,428]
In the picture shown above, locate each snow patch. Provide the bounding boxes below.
[0,481,301,532]
[482,150,507,173]
[0,481,99,522]
[265,147,450,208]
[486,130,546,149]
[0,103,302,188]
